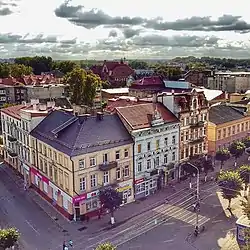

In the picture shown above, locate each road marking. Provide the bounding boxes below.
[25,220,40,235]
[163,239,174,243]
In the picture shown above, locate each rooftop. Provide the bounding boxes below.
[1,104,27,120]
[116,102,178,130]
[209,105,245,125]
[215,71,250,76]
[195,88,223,101]
[30,110,133,157]
[102,88,129,94]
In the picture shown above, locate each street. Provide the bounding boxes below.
[0,158,246,250]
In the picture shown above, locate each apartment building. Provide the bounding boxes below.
[29,110,134,220]
[207,72,250,93]
[208,104,250,154]
[157,90,209,169]
[116,102,180,199]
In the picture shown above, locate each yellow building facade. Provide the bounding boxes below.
[208,105,250,155]
[29,110,134,220]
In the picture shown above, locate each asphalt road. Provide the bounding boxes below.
[0,163,68,250]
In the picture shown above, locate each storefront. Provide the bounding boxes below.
[30,167,49,191]
[22,163,30,187]
[134,177,158,200]
[116,179,134,205]
[72,190,100,220]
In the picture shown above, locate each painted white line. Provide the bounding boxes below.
[25,220,40,235]
[163,239,174,243]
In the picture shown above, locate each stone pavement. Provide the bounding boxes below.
[2,154,249,236]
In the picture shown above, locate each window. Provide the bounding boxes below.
[44,161,48,175]
[103,171,109,185]
[116,168,121,179]
[54,167,58,183]
[123,166,129,177]
[137,162,142,172]
[59,154,62,165]
[156,140,160,150]
[38,143,42,152]
[232,126,235,135]
[59,169,63,187]
[115,151,120,160]
[64,173,69,192]
[49,164,53,178]
[164,137,168,146]
[48,148,52,158]
[64,157,68,168]
[103,153,108,163]
[172,135,176,144]
[90,157,96,167]
[43,145,47,156]
[90,174,97,188]
[228,127,231,136]
[172,152,176,161]
[39,158,43,171]
[241,123,244,131]
[54,151,57,162]
[155,157,159,167]
[237,124,240,133]
[124,149,129,158]
[147,142,151,151]
[86,199,98,211]
[80,177,86,191]
[223,128,226,138]
[79,159,85,169]
[164,154,168,164]
[147,159,151,169]
[137,144,141,153]
[218,130,221,140]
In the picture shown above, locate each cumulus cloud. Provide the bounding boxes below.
[108,30,117,37]
[123,28,141,38]
[54,2,250,33]
[0,0,18,15]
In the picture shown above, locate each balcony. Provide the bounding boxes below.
[7,150,18,158]
[146,169,159,177]
[7,135,17,142]
[99,161,118,171]
[190,121,205,129]
[189,137,205,144]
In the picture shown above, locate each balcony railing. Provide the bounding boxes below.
[189,137,205,144]
[190,121,205,128]
[7,150,18,158]
[99,161,118,171]
[7,135,17,142]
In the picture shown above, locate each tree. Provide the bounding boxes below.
[128,60,148,70]
[243,137,250,149]
[215,148,230,170]
[10,64,33,77]
[63,68,101,106]
[52,60,78,74]
[99,187,123,225]
[95,242,116,250]
[2,103,15,108]
[0,63,10,78]
[239,165,250,195]
[217,170,243,209]
[229,141,245,167]
[0,227,20,249]
[153,64,182,80]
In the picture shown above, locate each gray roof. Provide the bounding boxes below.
[209,105,245,125]
[30,110,133,157]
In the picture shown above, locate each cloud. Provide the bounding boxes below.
[123,28,141,38]
[0,33,77,44]
[54,2,250,33]
[108,30,118,37]
[1,32,250,59]
[0,0,18,15]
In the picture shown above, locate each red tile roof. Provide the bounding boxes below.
[133,76,164,86]
[105,97,148,113]
[116,103,178,130]
[1,104,26,120]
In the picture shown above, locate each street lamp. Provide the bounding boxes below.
[187,162,200,233]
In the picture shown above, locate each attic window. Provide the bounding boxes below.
[192,98,197,110]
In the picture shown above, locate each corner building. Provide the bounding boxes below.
[30,110,134,220]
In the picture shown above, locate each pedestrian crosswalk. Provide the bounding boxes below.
[152,204,210,226]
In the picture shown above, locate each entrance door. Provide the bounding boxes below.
[123,191,128,204]
[190,146,194,157]
[145,182,150,196]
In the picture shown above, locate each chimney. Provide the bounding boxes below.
[147,114,153,124]
[96,112,104,121]
[171,89,175,95]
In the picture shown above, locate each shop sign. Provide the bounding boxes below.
[30,167,49,184]
[117,185,131,192]
[134,178,144,185]
[73,190,100,204]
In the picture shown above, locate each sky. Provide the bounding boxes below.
[1,0,250,59]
